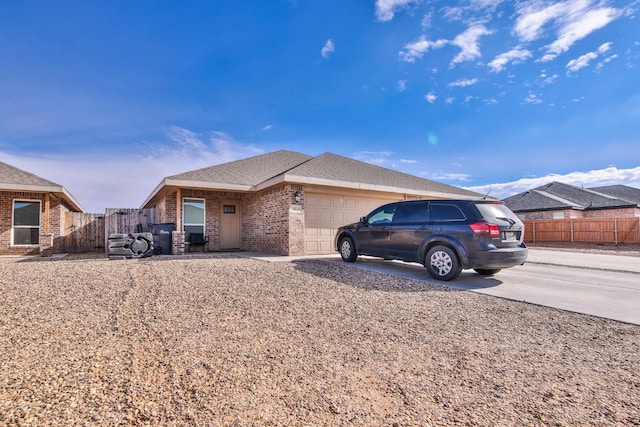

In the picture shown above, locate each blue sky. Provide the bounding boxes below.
[1,0,639,213]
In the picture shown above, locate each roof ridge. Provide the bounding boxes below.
[532,189,580,208]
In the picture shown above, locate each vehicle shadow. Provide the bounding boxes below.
[293,257,503,293]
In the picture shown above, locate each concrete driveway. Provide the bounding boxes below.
[246,249,640,325]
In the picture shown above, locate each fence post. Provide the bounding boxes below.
[614,218,618,245]
[532,219,536,243]
[570,219,574,243]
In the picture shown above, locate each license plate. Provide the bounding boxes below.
[503,232,516,240]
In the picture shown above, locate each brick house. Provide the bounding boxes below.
[503,181,640,220]
[141,150,482,255]
[1,161,84,256]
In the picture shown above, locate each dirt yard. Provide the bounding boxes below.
[1,254,638,426]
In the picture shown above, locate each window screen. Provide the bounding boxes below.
[13,201,40,245]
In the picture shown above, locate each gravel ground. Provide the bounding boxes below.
[1,254,639,426]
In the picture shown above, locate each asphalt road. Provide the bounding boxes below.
[314,250,640,326]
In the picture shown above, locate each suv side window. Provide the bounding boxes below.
[430,203,466,221]
[367,204,396,225]
[393,202,429,223]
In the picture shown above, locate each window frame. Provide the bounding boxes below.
[182,197,206,242]
[12,199,41,246]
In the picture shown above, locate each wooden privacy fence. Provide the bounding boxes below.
[523,218,640,245]
[64,208,156,253]
[64,212,105,252]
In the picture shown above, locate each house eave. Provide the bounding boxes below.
[140,178,253,208]
[1,183,85,212]
[266,174,481,200]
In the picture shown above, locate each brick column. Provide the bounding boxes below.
[39,234,54,257]
[172,231,185,255]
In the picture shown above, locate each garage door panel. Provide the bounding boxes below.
[305,193,398,255]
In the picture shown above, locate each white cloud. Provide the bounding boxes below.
[539,70,560,85]
[450,24,493,66]
[566,51,599,72]
[400,158,418,164]
[543,5,621,62]
[488,47,533,72]
[397,79,408,92]
[522,93,543,104]
[321,39,335,59]
[596,53,618,70]
[399,36,449,63]
[0,127,263,213]
[515,0,623,63]
[425,91,437,103]
[353,150,393,165]
[445,97,455,104]
[261,124,273,131]
[467,166,640,199]
[566,41,613,73]
[375,0,417,22]
[429,172,472,182]
[448,78,479,87]
[399,24,492,66]
[421,13,433,28]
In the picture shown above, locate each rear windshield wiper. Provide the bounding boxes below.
[495,216,516,226]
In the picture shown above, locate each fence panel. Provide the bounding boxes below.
[523,218,640,245]
[64,212,106,253]
[104,208,156,252]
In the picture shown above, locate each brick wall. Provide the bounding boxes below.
[0,191,66,256]
[243,185,297,255]
[150,189,246,253]
[288,185,305,255]
[148,186,305,255]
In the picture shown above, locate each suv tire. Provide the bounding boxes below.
[426,245,461,281]
[339,237,357,262]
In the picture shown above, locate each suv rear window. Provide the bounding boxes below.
[475,203,520,222]
[430,204,466,221]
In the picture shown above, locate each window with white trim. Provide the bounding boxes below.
[13,200,41,245]
[183,198,205,242]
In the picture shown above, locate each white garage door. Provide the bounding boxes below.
[304,192,399,255]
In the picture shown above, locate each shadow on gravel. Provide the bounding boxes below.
[292,258,503,293]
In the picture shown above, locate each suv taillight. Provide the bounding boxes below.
[469,222,500,237]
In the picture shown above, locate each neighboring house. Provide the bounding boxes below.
[0,161,85,256]
[503,181,640,220]
[141,150,483,255]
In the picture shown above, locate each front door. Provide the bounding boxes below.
[220,202,241,249]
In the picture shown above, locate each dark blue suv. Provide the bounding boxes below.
[334,199,528,281]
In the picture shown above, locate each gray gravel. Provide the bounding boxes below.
[1,254,639,426]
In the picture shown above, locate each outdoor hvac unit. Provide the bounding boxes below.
[108,233,154,259]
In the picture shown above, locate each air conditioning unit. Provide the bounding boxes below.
[108,233,154,259]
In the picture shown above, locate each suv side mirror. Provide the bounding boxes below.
[359,216,367,225]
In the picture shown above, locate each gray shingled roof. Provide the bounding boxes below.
[590,185,640,205]
[143,150,481,207]
[503,181,639,212]
[286,152,481,197]
[167,150,313,186]
[0,160,84,212]
[0,160,61,187]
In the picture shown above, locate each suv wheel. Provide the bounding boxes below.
[339,237,357,262]
[426,245,461,281]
